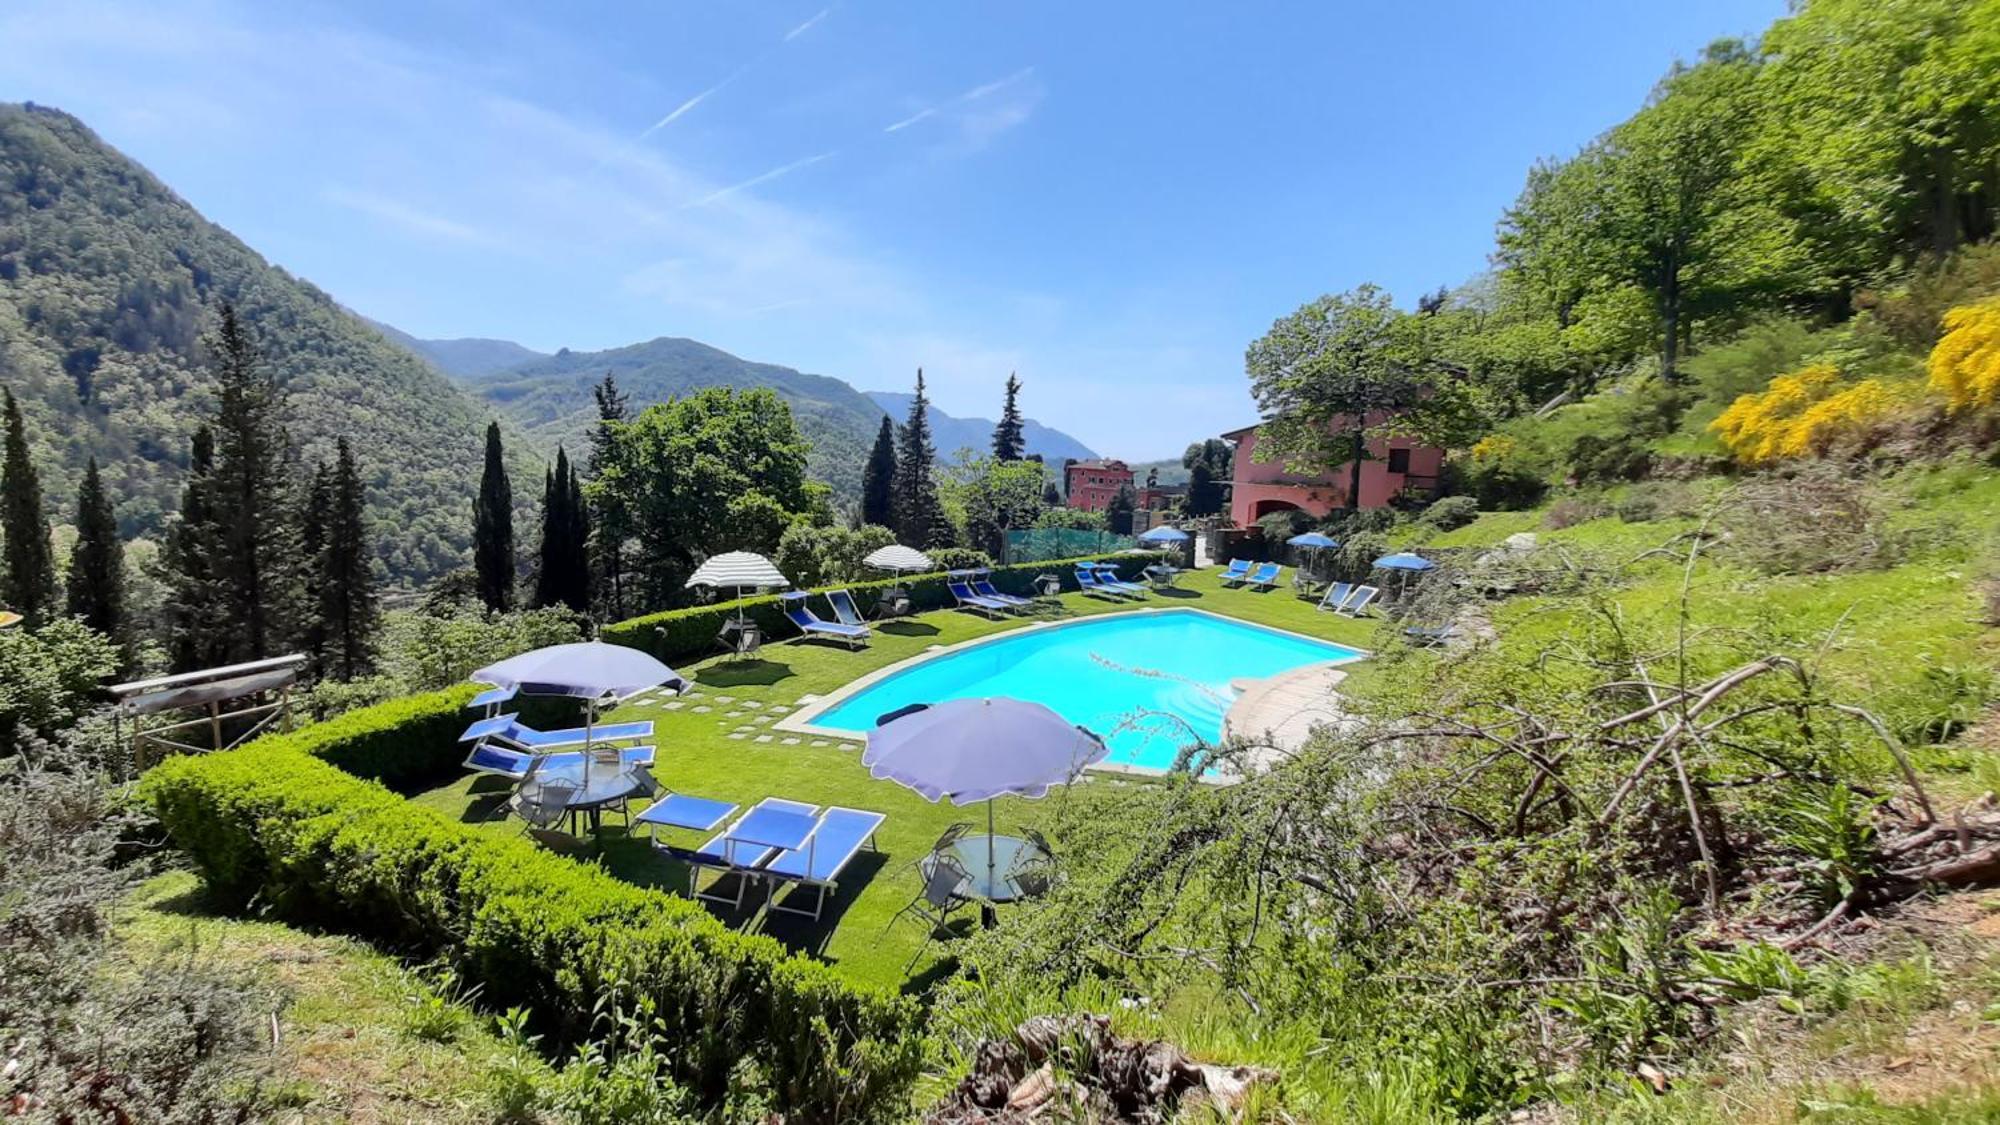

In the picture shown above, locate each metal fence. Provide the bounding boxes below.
[1000,528,1139,564]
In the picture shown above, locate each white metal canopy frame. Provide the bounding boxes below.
[109,654,308,773]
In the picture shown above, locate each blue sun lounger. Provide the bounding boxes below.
[970,570,1034,609]
[766,805,888,920]
[673,797,820,909]
[1217,559,1252,586]
[1316,581,1354,613]
[464,742,656,781]
[458,713,654,751]
[1072,566,1125,601]
[825,589,870,629]
[780,592,869,649]
[947,571,1011,617]
[1245,562,1282,591]
[1087,562,1148,597]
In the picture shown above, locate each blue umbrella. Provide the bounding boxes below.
[1138,525,1190,544]
[1373,552,1436,571]
[1286,532,1339,549]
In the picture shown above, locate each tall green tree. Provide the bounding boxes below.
[158,427,229,673]
[587,373,631,619]
[991,372,1026,461]
[861,415,897,529]
[532,446,591,613]
[595,387,821,607]
[1105,483,1137,535]
[320,437,379,679]
[64,457,124,641]
[891,369,949,547]
[207,303,301,659]
[1181,438,1234,517]
[298,460,332,676]
[0,389,55,627]
[941,454,1049,556]
[473,421,514,612]
[1245,285,1430,511]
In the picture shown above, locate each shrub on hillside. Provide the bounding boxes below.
[1718,465,1903,575]
[1542,495,1610,530]
[1712,364,1920,465]
[774,521,897,588]
[1422,495,1480,530]
[1869,243,2000,349]
[1929,298,2000,413]
[930,547,995,571]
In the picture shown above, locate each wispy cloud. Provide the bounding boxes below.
[322,185,505,249]
[638,64,748,139]
[784,7,831,41]
[880,66,1041,146]
[883,106,936,133]
[686,150,837,207]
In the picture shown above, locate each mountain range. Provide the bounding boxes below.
[0,101,1097,586]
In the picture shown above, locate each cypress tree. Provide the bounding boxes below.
[298,460,332,676]
[473,421,514,612]
[532,460,561,609]
[565,456,591,612]
[207,303,297,660]
[891,369,947,547]
[0,389,56,627]
[588,373,630,619]
[322,437,379,679]
[65,457,124,640]
[160,426,229,672]
[532,447,591,613]
[1041,480,1062,508]
[992,372,1026,461]
[861,415,897,528]
[1107,483,1137,535]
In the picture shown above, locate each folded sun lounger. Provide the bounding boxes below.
[1316,581,1354,613]
[1217,559,1252,586]
[765,805,887,920]
[1072,567,1125,601]
[1246,562,1281,591]
[464,742,656,780]
[780,592,869,649]
[458,713,655,751]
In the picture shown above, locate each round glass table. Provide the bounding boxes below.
[921,834,1049,904]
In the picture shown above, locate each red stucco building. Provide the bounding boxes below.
[1064,458,1134,511]
[1221,418,1444,526]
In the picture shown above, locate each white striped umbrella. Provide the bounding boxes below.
[861,544,934,574]
[685,551,790,626]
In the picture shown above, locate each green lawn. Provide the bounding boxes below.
[411,569,1376,990]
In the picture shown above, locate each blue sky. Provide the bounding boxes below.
[2,0,1782,458]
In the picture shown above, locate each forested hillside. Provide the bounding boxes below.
[0,103,497,582]
[866,388,1095,463]
[362,317,546,380]
[470,336,892,500]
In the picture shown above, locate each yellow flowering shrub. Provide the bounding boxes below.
[1469,434,1516,462]
[1711,364,1912,464]
[1928,298,2000,411]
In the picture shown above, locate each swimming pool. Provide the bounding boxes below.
[802,609,1364,773]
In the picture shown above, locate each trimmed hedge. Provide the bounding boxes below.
[601,552,1169,666]
[140,722,923,1118]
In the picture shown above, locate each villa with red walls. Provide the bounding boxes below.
[1221,419,1444,526]
[1064,458,1134,511]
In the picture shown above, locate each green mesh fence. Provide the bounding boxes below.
[1001,527,1138,564]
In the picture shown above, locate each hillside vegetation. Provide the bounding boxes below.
[0,103,503,583]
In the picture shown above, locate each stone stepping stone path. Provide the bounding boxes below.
[733,725,755,733]
[810,740,831,747]
[727,733,748,741]
[662,700,685,710]
[754,735,774,744]
[780,737,801,746]
[713,696,736,704]
[691,706,712,714]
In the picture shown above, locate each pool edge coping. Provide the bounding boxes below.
[771,605,1370,780]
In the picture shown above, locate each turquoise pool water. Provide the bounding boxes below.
[811,610,1364,772]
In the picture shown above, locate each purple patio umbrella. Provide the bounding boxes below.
[472,641,685,742]
[864,697,1109,892]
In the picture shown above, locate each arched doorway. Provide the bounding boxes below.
[1249,498,1302,520]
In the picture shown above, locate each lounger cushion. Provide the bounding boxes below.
[464,744,533,776]
[766,807,886,882]
[460,712,522,742]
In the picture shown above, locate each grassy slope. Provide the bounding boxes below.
[120,871,516,1122]
[410,574,1374,990]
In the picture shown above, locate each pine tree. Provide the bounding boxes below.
[0,389,56,627]
[891,369,948,547]
[159,426,229,672]
[532,447,591,613]
[588,373,631,619]
[473,421,514,612]
[992,372,1026,461]
[207,303,299,660]
[298,460,332,676]
[65,457,124,640]
[321,437,379,679]
[861,415,897,528]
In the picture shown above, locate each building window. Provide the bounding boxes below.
[1387,448,1411,474]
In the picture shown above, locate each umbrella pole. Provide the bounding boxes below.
[987,798,997,894]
